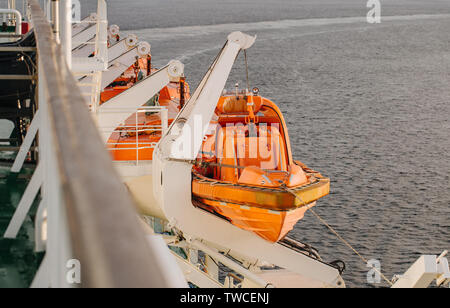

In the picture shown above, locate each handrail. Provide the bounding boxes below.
[28,0,179,288]
[0,9,22,35]
[100,106,168,163]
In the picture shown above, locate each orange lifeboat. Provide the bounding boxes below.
[192,93,330,243]
[106,81,190,161]
[98,48,191,161]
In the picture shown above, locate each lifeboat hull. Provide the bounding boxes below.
[192,172,330,242]
[108,134,159,161]
[192,173,330,211]
[193,198,316,243]
[100,86,129,104]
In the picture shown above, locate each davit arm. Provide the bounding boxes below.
[97,60,185,142]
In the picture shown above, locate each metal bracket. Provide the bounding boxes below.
[437,251,450,287]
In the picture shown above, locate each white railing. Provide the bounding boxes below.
[71,0,108,112]
[0,8,22,35]
[99,106,168,164]
[0,6,22,44]
[5,0,186,288]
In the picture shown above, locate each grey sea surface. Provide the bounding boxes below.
[1,0,450,287]
[121,1,450,288]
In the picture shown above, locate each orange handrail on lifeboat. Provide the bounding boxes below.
[106,78,190,162]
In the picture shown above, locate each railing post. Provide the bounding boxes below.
[136,109,139,164]
[38,56,73,287]
[95,0,108,68]
[60,0,72,68]
[161,108,168,135]
[50,0,60,42]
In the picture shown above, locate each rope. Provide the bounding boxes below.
[282,186,393,287]
[171,156,392,285]
[244,50,250,91]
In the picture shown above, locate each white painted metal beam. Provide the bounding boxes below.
[30,255,50,288]
[97,61,183,142]
[71,37,95,58]
[60,0,72,68]
[146,235,188,288]
[4,164,43,239]
[72,56,106,73]
[72,13,97,36]
[73,35,141,80]
[436,252,450,287]
[163,32,255,160]
[95,0,108,71]
[392,254,450,288]
[172,252,222,288]
[72,23,96,50]
[34,200,47,252]
[109,35,140,60]
[100,42,150,89]
[72,25,123,58]
[11,110,40,173]
[192,240,269,288]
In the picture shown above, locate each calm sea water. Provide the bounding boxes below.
[2,0,450,287]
